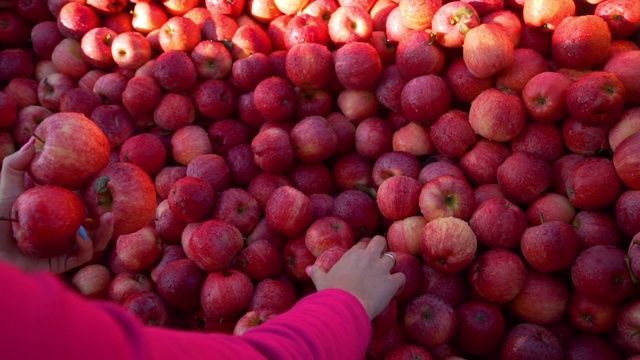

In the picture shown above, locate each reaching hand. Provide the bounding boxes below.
[307,235,406,320]
[0,137,114,274]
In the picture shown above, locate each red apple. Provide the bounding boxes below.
[430,110,477,158]
[84,162,156,238]
[71,264,113,299]
[525,192,576,226]
[566,71,626,127]
[520,220,579,273]
[12,185,85,258]
[468,248,526,303]
[419,175,476,222]
[403,294,457,348]
[431,1,480,48]
[377,175,422,221]
[168,176,215,223]
[566,156,621,210]
[568,291,619,334]
[603,50,640,106]
[107,272,155,305]
[444,57,494,103]
[522,71,571,123]
[615,190,640,238]
[115,225,162,272]
[463,23,515,79]
[400,74,451,126]
[551,15,611,69]
[500,322,563,360]
[508,269,570,325]
[200,269,254,319]
[469,88,526,142]
[212,187,261,235]
[523,0,575,32]
[421,216,477,274]
[497,151,552,205]
[396,30,446,80]
[327,5,373,45]
[170,125,213,166]
[184,219,244,272]
[333,189,380,238]
[469,196,528,249]
[452,300,506,355]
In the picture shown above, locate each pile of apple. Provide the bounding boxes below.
[2,0,640,357]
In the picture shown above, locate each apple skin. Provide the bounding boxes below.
[500,322,563,360]
[497,151,552,205]
[525,192,576,226]
[377,175,421,221]
[201,269,254,319]
[463,23,515,79]
[333,41,382,90]
[551,15,611,70]
[396,30,446,80]
[523,0,575,32]
[566,333,624,360]
[520,220,580,273]
[468,196,527,250]
[265,185,313,239]
[566,156,621,210]
[614,190,640,238]
[613,132,640,190]
[609,107,640,152]
[327,5,373,46]
[566,71,627,127]
[603,50,640,107]
[403,294,457,348]
[71,264,113,299]
[522,71,572,123]
[84,162,157,239]
[445,57,494,104]
[561,116,609,156]
[400,74,451,126]
[452,300,506,355]
[508,270,570,326]
[122,291,169,327]
[573,210,623,250]
[304,216,354,257]
[115,225,163,273]
[430,110,477,158]
[383,344,431,360]
[107,272,155,305]
[459,139,510,186]
[568,290,619,334]
[289,115,338,163]
[168,176,215,223]
[155,259,206,311]
[233,309,279,336]
[184,219,244,273]
[212,187,261,236]
[468,248,526,304]
[510,122,564,165]
[431,1,480,48]
[28,112,110,191]
[469,88,526,143]
[421,216,477,275]
[571,245,635,304]
[11,185,85,258]
[617,298,640,353]
[333,189,380,238]
[419,174,476,222]
[391,251,424,306]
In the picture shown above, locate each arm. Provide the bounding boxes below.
[0,260,371,360]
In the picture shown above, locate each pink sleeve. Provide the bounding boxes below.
[0,261,372,360]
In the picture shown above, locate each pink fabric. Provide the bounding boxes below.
[0,261,372,359]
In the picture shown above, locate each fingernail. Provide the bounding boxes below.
[19,137,35,152]
[78,226,88,239]
[106,212,114,225]
[305,266,313,277]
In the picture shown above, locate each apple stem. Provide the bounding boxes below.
[0,216,18,223]
[23,127,45,144]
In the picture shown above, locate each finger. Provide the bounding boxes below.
[365,235,387,256]
[93,212,114,252]
[0,137,35,216]
[380,252,397,271]
[307,264,327,288]
[390,272,406,293]
[69,226,94,267]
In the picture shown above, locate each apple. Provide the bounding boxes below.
[618,298,640,353]
[265,185,313,238]
[36,72,75,112]
[377,175,421,221]
[154,166,187,200]
[500,322,563,360]
[422,263,468,307]
[212,187,261,235]
[230,23,273,60]
[469,88,526,143]
[251,127,294,173]
[333,189,380,238]
[615,190,640,238]
[110,31,152,70]
[71,264,113,299]
[573,210,623,250]
[419,175,476,222]
[525,192,575,226]
[115,226,163,272]
[430,110,477,159]
[468,248,526,304]
[28,112,110,190]
[253,76,297,123]
[58,87,102,118]
[510,122,563,164]
[337,89,381,124]
[566,333,624,360]
[568,290,619,334]
[333,41,382,90]
[603,50,640,106]
[609,107,640,152]
[201,269,254,319]
[11,185,84,258]
[561,116,610,156]
[84,162,157,238]
[392,122,435,157]
[119,133,167,177]
[383,344,431,360]
[248,277,297,313]
[233,309,279,336]
[403,294,457,348]
[508,269,570,325]
[234,239,283,281]
[231,52,273,91]
[566,156,621,210]
[282,235,315,282]
[152,49,197,93]
[459,137,511,185]
[418,161,465,184]
[171,125,213,166]
[154,199,188,245]
[386,216,425,257]
[57,2,100,40]
[482,9,523,47]
[396,30,446,80]
[522,71,571,123]
[520,220,580,272]
[452,300,506,355]
[107,272,155,305]
[331,151,373,191]
[421,216,477,274]
[400,74,451,126]
[469,196,528,249]
[184,219,244,273]
[131,2,168,35]
[566,71,627,127]
[225,143,262,186]
[289,115,338,163]
[89,104,135,149]
[431,1,480,48]
[497,151,552,205]
[304,216,354,257]
[523,0,575,32]
[327,5,372,46]
[551,15,611,70]
[444,57,495,104]
[613,131,640,190]
[122,291,168,327]
[571,245,635,304]
[495,48,549,96]
[473,183,504,205]
[463,23,515,79]
[92,72,128,105]
[168,176,215,223]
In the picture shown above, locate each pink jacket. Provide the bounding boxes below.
[0,261,372,359]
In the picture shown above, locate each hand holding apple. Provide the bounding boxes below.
[0,138,114,273]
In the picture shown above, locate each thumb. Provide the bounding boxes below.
[0,137,35,195]
[306,264,327,289]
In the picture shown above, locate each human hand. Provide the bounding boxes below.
[307,235,406,320]
[0,137,114,274]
